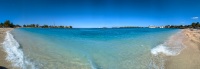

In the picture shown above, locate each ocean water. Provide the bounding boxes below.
[4,28,181,69]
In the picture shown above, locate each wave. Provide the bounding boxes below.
[150,43,183,69]
[2,31,36,69]
[151,44,181,56]
[150,42,185,69]
[151,31,185,56]
[149,30,186,69]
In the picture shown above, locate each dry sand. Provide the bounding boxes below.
[166,29,200,69]
[0,28,15,69]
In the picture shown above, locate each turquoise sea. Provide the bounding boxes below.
[3,28,180,69]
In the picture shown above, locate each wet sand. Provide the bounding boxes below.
[0,28,15,69]
[166,29,200,69]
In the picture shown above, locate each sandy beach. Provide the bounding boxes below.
[0,28,15,69]
[1,28,200,69]
[166,29,200,69]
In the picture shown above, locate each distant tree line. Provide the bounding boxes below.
[23,24,72,28]
[165,22,200,29]
[0,20,21,28]
[0,20,73,28]
[1,20,200,29]
[191,22,200,28]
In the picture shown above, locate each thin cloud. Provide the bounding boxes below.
[192,17,199,19]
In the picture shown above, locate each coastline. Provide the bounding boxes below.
[0,28,15,69]
[1,28,200,69]
[165,29,200,69]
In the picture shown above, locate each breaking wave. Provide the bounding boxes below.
[149,30,186,69]
[151,31,185,56]
[151,44,182,56]
[2,31,36,69]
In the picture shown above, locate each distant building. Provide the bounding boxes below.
[158,26,164,28]
[148,25,165,28]
[148,25,157,28]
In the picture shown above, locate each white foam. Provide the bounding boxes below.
[151,44,177,56]
[151,30,185,56]
[2,31,36,69]
[151,40,185,56]
[149,30,186,69]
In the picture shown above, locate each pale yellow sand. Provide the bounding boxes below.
[166,29,200,69]
[0,28,18,69]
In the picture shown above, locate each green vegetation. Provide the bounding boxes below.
[0,20,21,28]
[1,20,200,29]
[165,22,200,29]
[0,20,73,28]
[23,24,73,28]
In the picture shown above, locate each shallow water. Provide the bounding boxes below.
[7,28,179,69]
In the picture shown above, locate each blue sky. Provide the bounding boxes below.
[0,0,200,28]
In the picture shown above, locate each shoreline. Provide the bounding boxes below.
[1,28,200,69]
[165,29,200,69]
[0,28,15,69]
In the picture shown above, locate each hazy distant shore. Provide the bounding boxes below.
[165,29,200,69]
[0,28,17,69]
